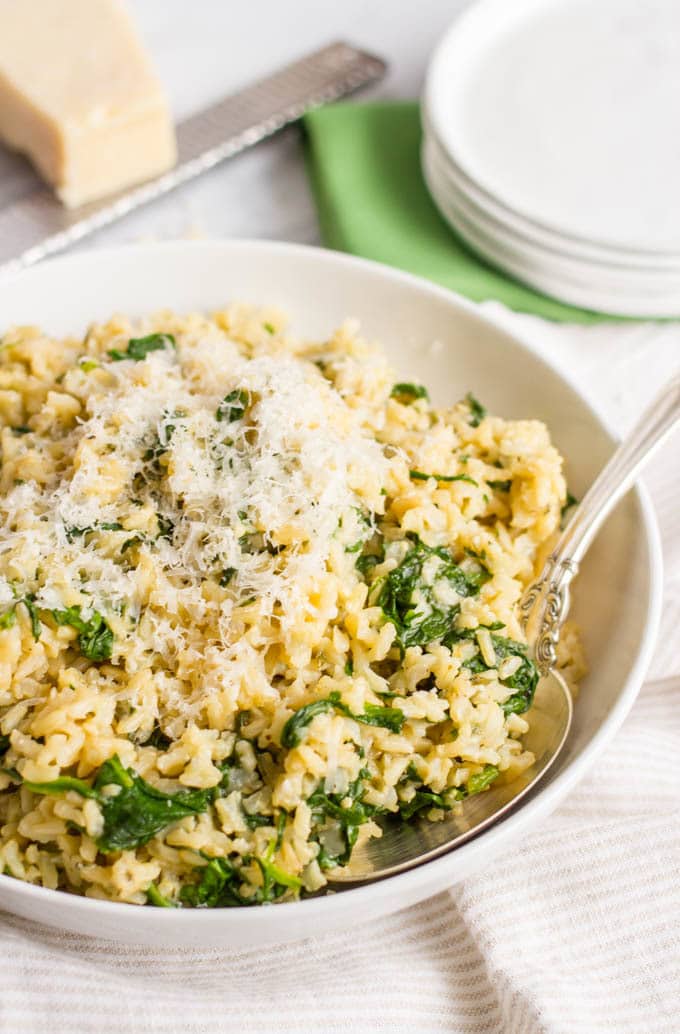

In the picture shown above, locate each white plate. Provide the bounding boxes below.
[0,242,662,947]
[425,0,680,255]
[423,144,680,317]
[423,135,680,291]
[422,119,680,275]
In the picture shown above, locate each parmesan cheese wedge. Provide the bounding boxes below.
[0,0,177,207]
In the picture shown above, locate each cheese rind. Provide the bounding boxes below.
[0,0,177,207]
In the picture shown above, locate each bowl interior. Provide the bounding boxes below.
[0,241,658,946]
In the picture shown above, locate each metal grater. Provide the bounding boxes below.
[0,42,386,276]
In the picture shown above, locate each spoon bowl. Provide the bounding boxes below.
[330,671,572,883]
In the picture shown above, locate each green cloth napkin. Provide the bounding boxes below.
[303,101,611,324]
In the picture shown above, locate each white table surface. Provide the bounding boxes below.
[0,5,679,1032]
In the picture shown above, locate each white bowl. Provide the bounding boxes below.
[0,241,661,948]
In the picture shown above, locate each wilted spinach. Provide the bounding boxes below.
[23,754,213,852]
[561,491,578,520]
[281,691,404,749]
[397,763,500,820]
[390,383,429,404]
[409,470,479,486]
[0,596,41,640]
[52,605,113,661]
[216,389,250,423]
[180,837,301,908]
[444,624,538,716]
[108,333,176,362]
[180,856,241,907]
[143,724,173,751]
[465,392,487,427]
[309,769,383,868]
[93,755,213,852]
[146,883,176,907]
[372,535,490,650]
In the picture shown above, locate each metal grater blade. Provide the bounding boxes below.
[0,42,386,276]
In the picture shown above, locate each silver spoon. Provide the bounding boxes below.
[331,374,680,883]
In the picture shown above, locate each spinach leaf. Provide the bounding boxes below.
[465,392,487,427]
[356,553,382,576]
[23,755,213,853]
[275,811,287,851]
[397,763,500,820]
[143,724,173,751]
[22,596,42,641]
[0,607,16,630]
[121,534,144,554]
[281,699,335,748]
[219,567,237,587]
[492,636,539,715]
[255,850,302,898]
[0,598,41,640]
[281,691,405,749]
[354,701,404,733]
[156,514,174,541]
[180,857,239,908]
[93,755,213,853]
[65,522,123,542]
[146,883,176,907]
[561,491,578,520]
[243,812,273,830]
[309,770,382,868]
[374,535,489,649]
[216,389,249,423]
[467,764,500,795]
[52,605,113,661]
[0,733,10,760]
[23,775,100,799]
[108,333,176,362]
[181,844,301,908]
[390,382,429,404]
[442,622,504,648]
[355,533,385,577]
[487,479,511,492]
[398,788,450,820]
[409,470,479,486]
[444,625,538,716]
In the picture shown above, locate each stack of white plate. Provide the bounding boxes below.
[422,0,680,317]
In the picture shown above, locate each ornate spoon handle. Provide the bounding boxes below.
[521,374,680,674]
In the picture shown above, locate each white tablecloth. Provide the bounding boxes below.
[1,3,679,1030]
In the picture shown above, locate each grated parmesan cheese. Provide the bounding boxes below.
[0,329,390,720]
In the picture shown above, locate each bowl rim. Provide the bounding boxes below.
[0,239,663,933]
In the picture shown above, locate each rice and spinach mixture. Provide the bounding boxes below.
[0,307,584,907]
